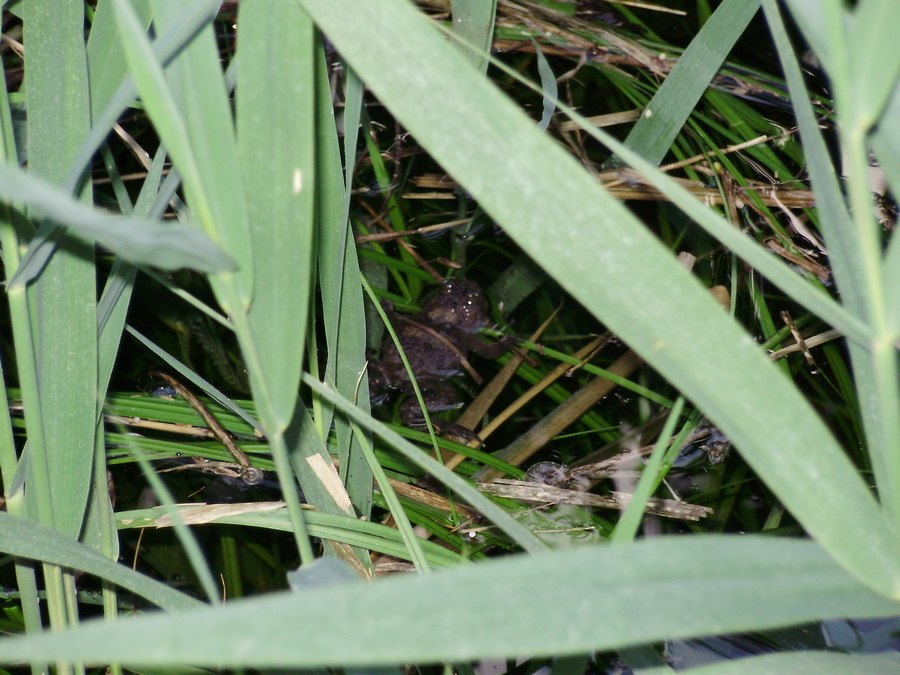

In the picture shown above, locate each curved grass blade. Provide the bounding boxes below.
[0,164,236,276]
[0,512,202,612]
[1,537,898,666]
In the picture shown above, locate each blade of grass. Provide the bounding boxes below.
[349,423,430,572]
[1,537,899,666]
[68,0,217,192]
[767,0,900,524]
[610,397,686,543]
[0,165,235,274]
[17,8,97,665]
[0,512,202,611]
[451,0,497,74]
[236,0,314,428]
[10,0,219,291]
[22,0,97,543]
[622,0,761,165]
[0,20,45,655]
[108,0,244,313]
[130,447,220,604]
[148,0,253,307]
[315,42,373,516]
[124,325,263,433]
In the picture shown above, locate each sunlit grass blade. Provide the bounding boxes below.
[1,537,899,666]
[0,512,202,611]
[297,0,900,596]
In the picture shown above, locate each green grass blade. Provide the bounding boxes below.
[67,0,220,192]
[236,0,315,428]
[623,0,761,164]
[96,145,167,400]
[450,0,497,74]
[86,0,151,114]
[315,45,373,516]
[0,165,235,275]
[23,0,97,543]
[108,0,246,314]
[297,0,900,596]
[0,18,45,648]
[1,537,898,666]
[0,512,202,612]
[767,0,900,523]
[690,652,900,674]
[532,40,557,130]
[841,0,899,129]
[130,449,220,604]
[124,325,262,434]
[350,423,430,572]
[288,400,359,518]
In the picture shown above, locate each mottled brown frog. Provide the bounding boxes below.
[369,279,513,437]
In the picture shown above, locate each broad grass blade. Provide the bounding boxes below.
[22,0,97,540]
[0,513,202,611]
[237,0,315,428]
[1,537,898,666]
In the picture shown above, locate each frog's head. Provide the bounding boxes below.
[422,279,490,332]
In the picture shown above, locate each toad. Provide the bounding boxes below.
[369,279,513,438]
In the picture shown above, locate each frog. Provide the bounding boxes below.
[369,279,513,438]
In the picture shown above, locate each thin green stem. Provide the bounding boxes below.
[350,422,431,573]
